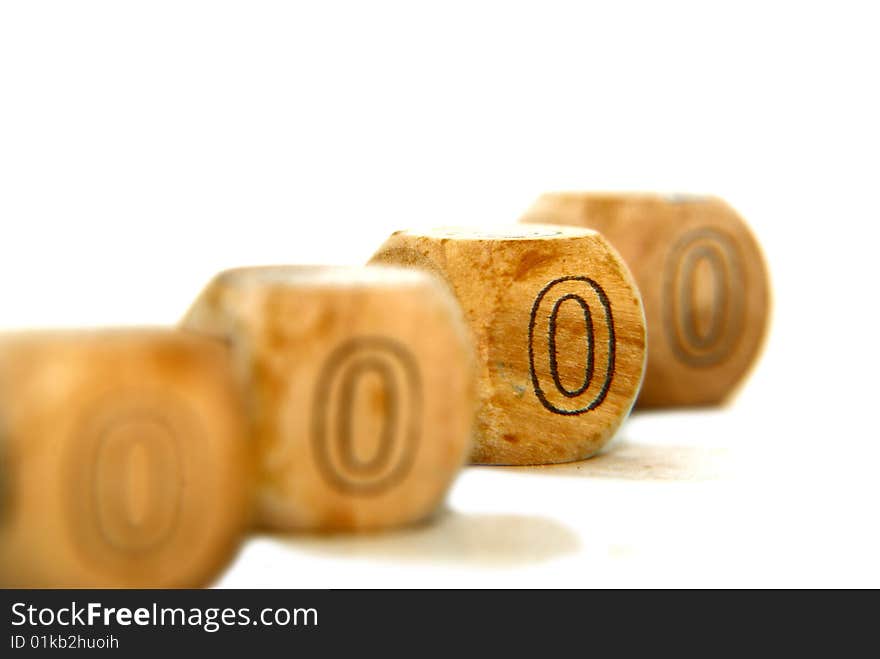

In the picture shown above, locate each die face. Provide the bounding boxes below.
[182,266,475,532]
[522,194,771,407]
[0,330,251,588]
[371,226,647,465]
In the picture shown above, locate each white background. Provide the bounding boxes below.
[1,1,878,587]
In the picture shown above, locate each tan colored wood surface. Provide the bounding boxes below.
[0,329,252,588]
[182,265,475,532]
[370,226,646,465]
[521,193,770,407]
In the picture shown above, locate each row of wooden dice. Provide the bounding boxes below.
[0,193,770,587]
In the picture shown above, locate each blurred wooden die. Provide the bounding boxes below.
[522,193,770,407]
[182,265,475,532]
[0,329,252,587]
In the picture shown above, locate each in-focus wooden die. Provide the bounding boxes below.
[521,193,771,407]
[370,226,646,465]
[181,265,475,532]
[0,330,252,588]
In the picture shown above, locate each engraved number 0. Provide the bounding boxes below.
[663,228,744,367]
[528,276,616,415]
[74,406,183,556]
[312,337,422,495]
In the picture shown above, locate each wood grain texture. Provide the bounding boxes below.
[370,226,646,465]
[181,265,475,532]
[521,193,770,407]
[0,329,252,587]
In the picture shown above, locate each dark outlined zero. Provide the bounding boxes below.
[528,276,616,415]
